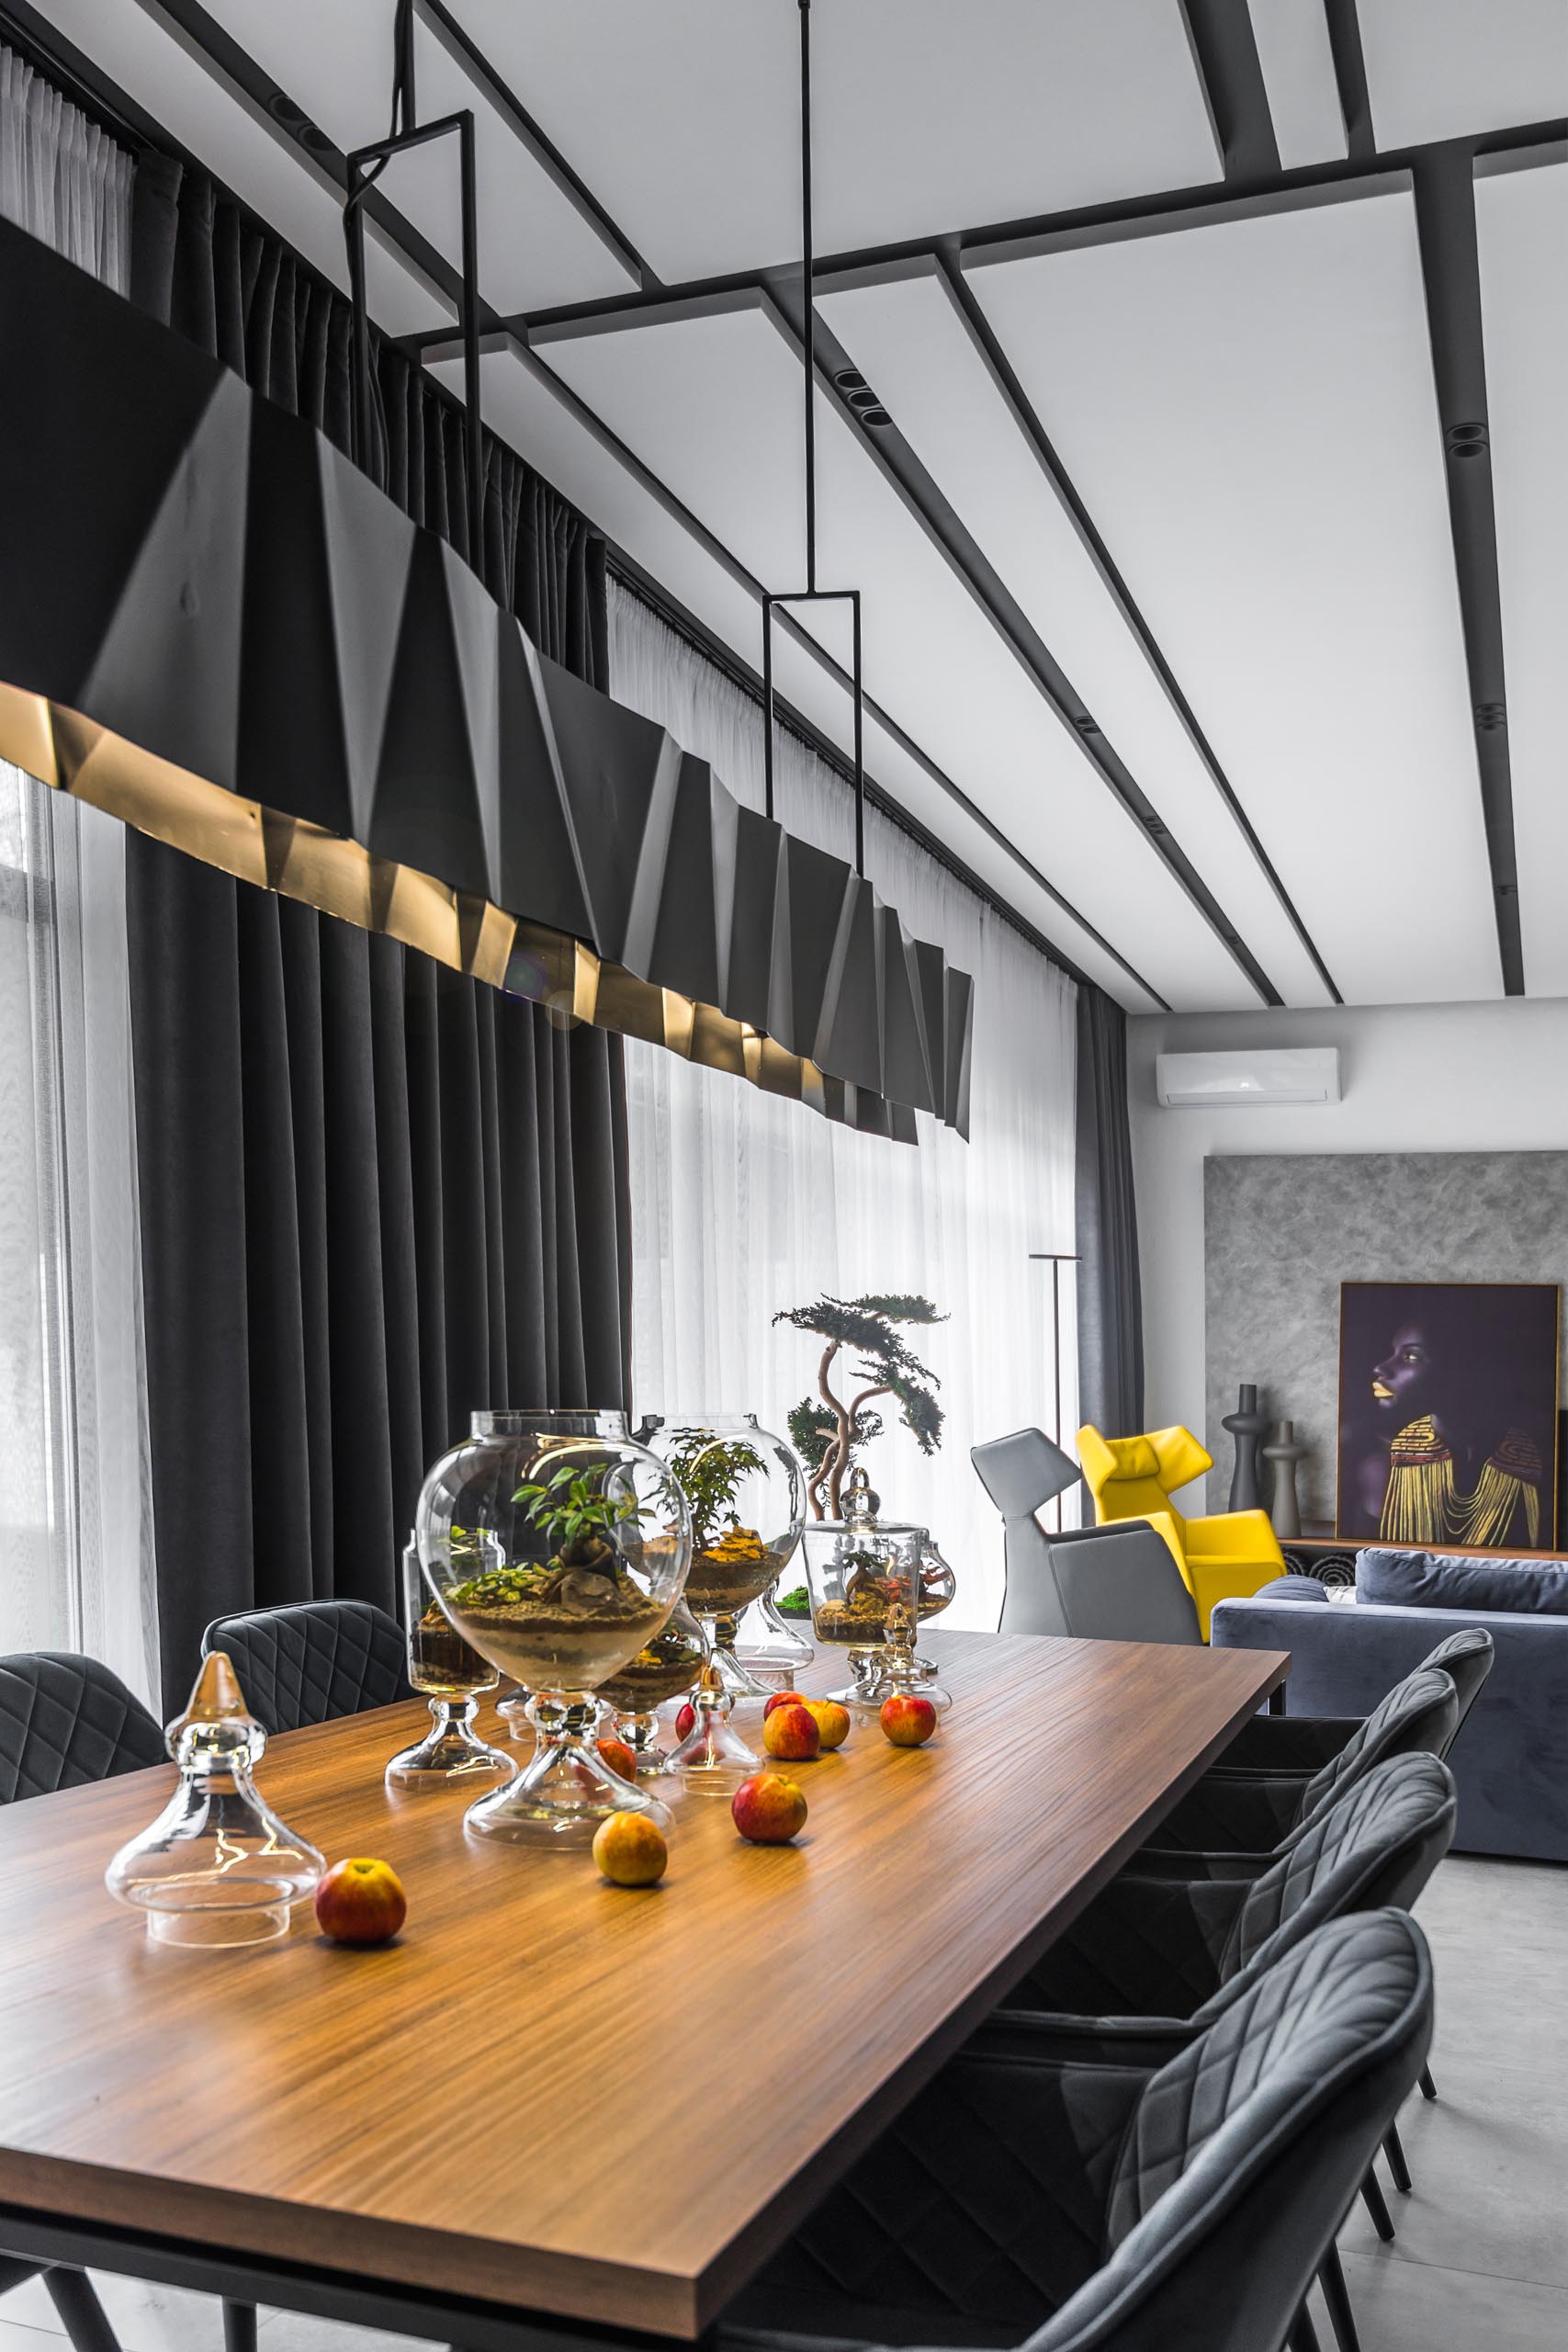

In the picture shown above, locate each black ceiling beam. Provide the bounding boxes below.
[412,0,652,290]
[489,115,1566,356]
[763,282,1279,1008]
[1179,0,1280,180]
[1323,0,1377,161]
[1411,145,1524,996]
[935,248,1342,1008]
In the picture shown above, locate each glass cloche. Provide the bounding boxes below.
[800,1471,951,1713]
[652,1414,805,1700]
[416,1408,691,1847]
[105,1653,324,1945]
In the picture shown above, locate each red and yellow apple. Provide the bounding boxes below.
[673,1701,696,1740]
[761,1701,821,1761]
[595,1735,638,1782]
[763,1689,811,1720]
[880,1693,938,1747]
[314,1857,407,1945]
[732,1772,808,1844]
[592,1810,669,1887]
[804,1699,851,1750]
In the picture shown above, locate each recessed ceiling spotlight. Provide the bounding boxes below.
[1473,701,1506,731]
[861,406,892,428]
[834,368,868,392]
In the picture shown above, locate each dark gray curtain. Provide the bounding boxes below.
[1076,986,1145,1448]
[127,157,632,1705]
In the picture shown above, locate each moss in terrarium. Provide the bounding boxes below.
[775,1585,811,1617]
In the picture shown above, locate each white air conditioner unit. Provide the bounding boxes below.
[1155,1046,1341,1108]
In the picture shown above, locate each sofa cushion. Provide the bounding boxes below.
[1359,1546,1568,1617]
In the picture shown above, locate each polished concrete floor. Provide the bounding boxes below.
[0,1854,1562,2352]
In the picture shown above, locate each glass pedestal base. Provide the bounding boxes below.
[386,1699,515,1790]
[465,1694,671,1848]
[734,1590,815,1687]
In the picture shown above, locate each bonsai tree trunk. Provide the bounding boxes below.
[810,1343,889,1521]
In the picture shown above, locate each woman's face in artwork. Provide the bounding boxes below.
[1371,1323,1434,1417]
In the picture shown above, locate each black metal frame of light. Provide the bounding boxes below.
[344,106,484,564]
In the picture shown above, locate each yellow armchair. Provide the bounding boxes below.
[1077,1423,1285,1638]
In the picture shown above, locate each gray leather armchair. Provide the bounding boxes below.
[973,1429,1201,1645]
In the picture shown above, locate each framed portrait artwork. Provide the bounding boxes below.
[1337,1281,1561,1549]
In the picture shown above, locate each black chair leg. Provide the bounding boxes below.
[1289,2303,1322,2352]
[42,2268,125,2352]
[222,2304,259,2352]
[1318,2245,1361,2352]
[1359,2167,1396,2243]
[1419,2063,1438,2101]
[1382,2121,1413,2194]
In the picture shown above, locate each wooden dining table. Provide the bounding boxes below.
[0,1629,1285,2352]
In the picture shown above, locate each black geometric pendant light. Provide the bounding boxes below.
[0,215,972,1138]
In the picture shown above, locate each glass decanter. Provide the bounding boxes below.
[104,1653,324,1946]
[653,1413,806,1701]
[386,1532,515,1790]
[666,1658,761,1793]
[594,1592,706,1778]
[416,1408,691,1848]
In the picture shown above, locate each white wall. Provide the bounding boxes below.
[1129,997,1568,1488]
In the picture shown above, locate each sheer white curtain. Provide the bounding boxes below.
[610,585,1078,1629]
[0,49,158,1698]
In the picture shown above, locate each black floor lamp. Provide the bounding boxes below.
[1030,1251,1080,1529]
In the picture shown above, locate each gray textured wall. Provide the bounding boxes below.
[1203,1152,1568,1526]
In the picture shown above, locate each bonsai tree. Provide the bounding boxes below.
[774,1292,945,1520]
[661,1429,765,1555]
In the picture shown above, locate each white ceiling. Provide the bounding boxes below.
[1358,0,1568,148]
[23,0,1568,1014]
[966,191,1502,1009]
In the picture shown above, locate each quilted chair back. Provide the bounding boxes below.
[0,1653,164,1804]
[1415,1626,1495,1737]
[1216,1753,1455,1996]
[1028,1909,1432,2352]
[201,1600,411,1733]
[1301,1665,1461,1815]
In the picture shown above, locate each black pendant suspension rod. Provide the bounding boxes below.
[762,0,865,877]
[344,2,483,569]
[800,0,816,594]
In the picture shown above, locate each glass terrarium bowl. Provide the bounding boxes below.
[594,1594,706,1778]
[105,1654,324,1947]
[652,1414,805,1701]
[416,1408,691,1848]
[800,1516,950,1713]
[386,1532,515,1791]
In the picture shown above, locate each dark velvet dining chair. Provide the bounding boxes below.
[727,1906,1434,2352]
[200,1599,411,1734]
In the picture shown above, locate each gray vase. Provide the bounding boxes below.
[1221,1383,1270,1513]
[1263,1419,1309,1540]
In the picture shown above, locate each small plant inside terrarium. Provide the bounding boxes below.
[443,1460,670,1693]
[810,1545,908,1645]
[665,1428,784,1612]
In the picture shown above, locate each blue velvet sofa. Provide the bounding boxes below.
[1211,1547,1568,1861]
